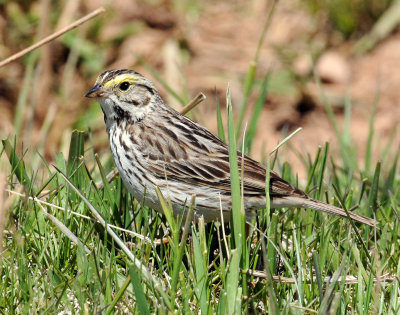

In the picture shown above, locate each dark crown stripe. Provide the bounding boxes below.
[100,69,144,84]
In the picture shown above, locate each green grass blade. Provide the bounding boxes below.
[367,161,381,218]
[155,186,177,234]
[129,266,151,315]
[312,251,323,303]
[66,130,86,204]
[383,152,398,206]
[305,146,321,192]
[2,138,32,190]
[261,237,280,314]
[226,249,241,315]
[170,196,195,299]
[244,72,270,153]
[192,219,208,315]
[226,87,244,252]
[267,212,278,274]
[67,130,85,177]
[236,63,256,138]
[95,154,116,205]
[106,275,134,315]
[215,90,225,142]
[269,128,302,155]
[265,157,271,223]
[293,224,304,307]
[317,142,329,200]
[320,253,349,314]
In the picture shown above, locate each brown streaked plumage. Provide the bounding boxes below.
[85,69,378,227]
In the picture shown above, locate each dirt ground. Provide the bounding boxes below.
[1,0,399,176]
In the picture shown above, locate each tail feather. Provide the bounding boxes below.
[282,196,378,227]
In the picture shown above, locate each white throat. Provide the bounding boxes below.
[98,94,158,132]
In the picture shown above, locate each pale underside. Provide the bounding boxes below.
[106,99,307,222]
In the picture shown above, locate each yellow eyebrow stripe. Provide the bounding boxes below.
[103,74,137,88]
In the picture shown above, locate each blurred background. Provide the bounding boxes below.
[1,0,399,176]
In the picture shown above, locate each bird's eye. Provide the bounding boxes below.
[119,81,131,91]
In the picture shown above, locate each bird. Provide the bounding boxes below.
[85,69,377,227]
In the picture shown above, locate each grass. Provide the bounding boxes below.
[1,78,399,313]
[1,2,399,313]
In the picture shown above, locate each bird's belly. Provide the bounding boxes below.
[109,127,267,221]
[108,129,160,208]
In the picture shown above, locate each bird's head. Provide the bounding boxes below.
[85,69,158,124]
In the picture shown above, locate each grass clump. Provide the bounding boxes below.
[0,2,399,312]
[1,81,399,313]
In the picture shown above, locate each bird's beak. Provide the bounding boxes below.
[85,84,106,98]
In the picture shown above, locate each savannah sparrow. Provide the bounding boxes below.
[85,69,377,227]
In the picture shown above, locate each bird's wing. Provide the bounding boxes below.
[139,112,305,198]
[147,148,264,195]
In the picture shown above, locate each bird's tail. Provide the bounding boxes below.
[281,196,378,227]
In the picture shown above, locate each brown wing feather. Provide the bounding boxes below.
[137,107,306,199]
